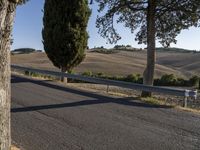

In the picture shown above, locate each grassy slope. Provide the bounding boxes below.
[11,50,200,79]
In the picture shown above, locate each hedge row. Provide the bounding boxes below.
[82,71,200,88]
[24,70,200,88]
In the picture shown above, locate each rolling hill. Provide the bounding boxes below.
[11,50,200,79]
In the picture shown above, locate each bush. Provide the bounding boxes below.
[125,74,137,82]
[160,74,177,86]
[96,72,105,77]
[125,74,141,82]
[79,72,197,87]
[24,70,30,75]
[154,78,161,86]
[82,71,93,77]
[107,75,123,81]
[176,78,186,86]
[188,76,199,87]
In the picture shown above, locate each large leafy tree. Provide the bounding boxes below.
[0,0,28,149]
[42,0,91,82]
[93,0,200,96]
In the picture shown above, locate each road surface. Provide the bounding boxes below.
[11,75,200,150]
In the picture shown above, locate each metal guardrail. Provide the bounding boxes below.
[11,64,198,107]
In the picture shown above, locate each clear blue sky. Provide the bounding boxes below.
[12,0,200,51]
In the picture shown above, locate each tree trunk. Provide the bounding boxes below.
[0,1,16,149]
[61,66,68,83]
[141,0,156,97]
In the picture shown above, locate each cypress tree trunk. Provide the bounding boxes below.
[61,66,68,83]
[141,0,156,97]
[0,1,16,149]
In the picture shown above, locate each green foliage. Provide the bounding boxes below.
[42,0,91,72]
[154,74,186,86]
[23,69,200,87]
[125,74,141,83]
[81,71,143,83]
[160,74,177,86]
[95,0,200,46]
[96,72,105,77]
[81,71,199,87]
[154,75,199,87]
[24,70,30,76]
[188,76,199,87]
[110,75,124,81]
[82,71,93,76]
[176,78,187,86]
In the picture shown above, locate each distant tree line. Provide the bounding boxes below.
[11,48,42,54]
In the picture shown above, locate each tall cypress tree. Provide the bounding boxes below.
[42,0,91,82]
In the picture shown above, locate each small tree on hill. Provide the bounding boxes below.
[42,0,91,82]
[93,0,200,96]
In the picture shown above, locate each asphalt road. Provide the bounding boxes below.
[11,75,200,150]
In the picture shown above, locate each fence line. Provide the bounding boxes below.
[11,64,198,107]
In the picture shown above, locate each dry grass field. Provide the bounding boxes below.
[11,50,200,79]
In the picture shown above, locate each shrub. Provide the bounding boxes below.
[176,78,186,86]
[24,70,30,75]
[160,74,177,86]
[111,76,124,81]
[153,78,161,86]
[188,76,199,87]
[135,74,143,84]
[82,71,93,77]
[125,74,137,82]
[125,74,141,83]
[96,72,105,77]
[137,77,143,84]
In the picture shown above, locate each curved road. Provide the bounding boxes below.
[11,75,200,150]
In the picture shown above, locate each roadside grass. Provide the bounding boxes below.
[12,70,58,81]
[24,70,57,80]
[140,96,200,114]
[140,97,172,106]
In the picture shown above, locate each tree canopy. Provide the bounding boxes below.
[95,0,200,47]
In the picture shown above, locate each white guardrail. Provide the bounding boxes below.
[11,64,198,107]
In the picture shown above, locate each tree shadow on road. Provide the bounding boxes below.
[11,75,172,113]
